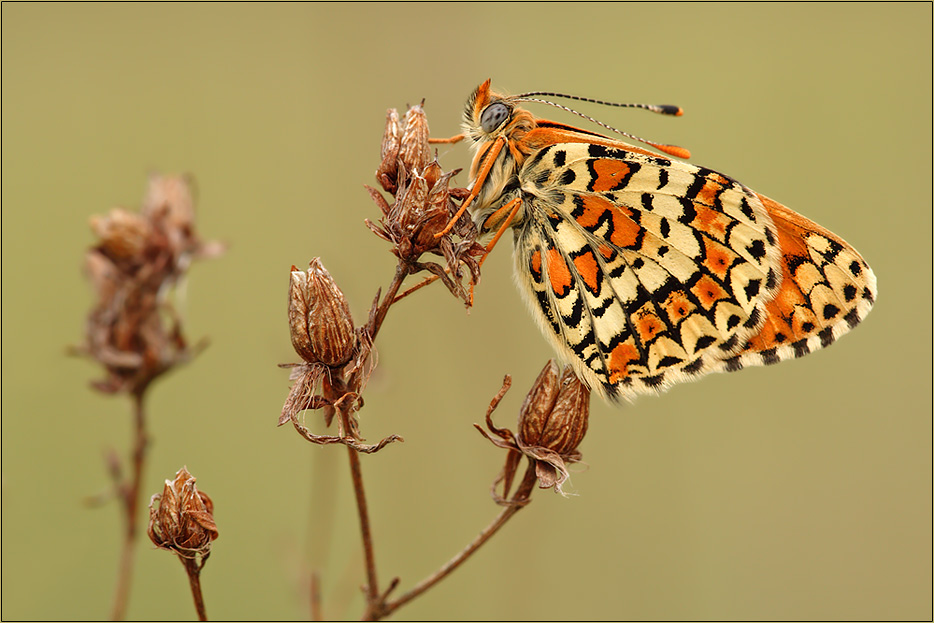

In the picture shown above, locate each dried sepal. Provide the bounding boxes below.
[278,362,328,426]
[147,467,218,568]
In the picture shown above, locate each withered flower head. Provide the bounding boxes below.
[148,467,218,566]
[477,360,590,499]
[288,258,356,367]
[366,101,485,303]
[78,174,222,395]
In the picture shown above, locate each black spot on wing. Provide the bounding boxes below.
[694,335,716,351]
[822,304,840,320]
[747,239,767,261]
[744,279,761,299]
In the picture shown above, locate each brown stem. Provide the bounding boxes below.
[182,557,208,621]
[375,463,538,619]
[347,442,379,608]
[367,263,410,339]
[110,390,148,620]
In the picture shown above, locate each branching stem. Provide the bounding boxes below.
[371,464,538,620]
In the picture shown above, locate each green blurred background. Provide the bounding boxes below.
[2,3,931,620]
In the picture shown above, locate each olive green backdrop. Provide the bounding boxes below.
[2,3,931,621]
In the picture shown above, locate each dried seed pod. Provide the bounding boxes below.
[478,360,591,498]
[376,108,401,193]
[399,103,431,175]
[288,259,356,367]
[517,360,561,447]
[523,366,590,456]
[147,467,218,562]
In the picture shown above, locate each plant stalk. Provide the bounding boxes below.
[110,390,148,620]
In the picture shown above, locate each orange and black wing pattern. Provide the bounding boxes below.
[457,80,876,400]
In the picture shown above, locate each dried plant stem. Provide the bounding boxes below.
[182,558,208,621]
[346,442,379,604]
[110,390,148,621]
[368,263,410,339]
[371,463,538,620]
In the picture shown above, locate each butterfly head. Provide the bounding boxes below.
[462,79,536,146]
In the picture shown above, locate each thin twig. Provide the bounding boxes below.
[339,402,380,615]
[376,464,538,619]
[110,390,148,620]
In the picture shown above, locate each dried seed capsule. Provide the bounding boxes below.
[147,467,218,560]
[399,103,431,175]
[288,259,356,367]
[518,362,589,455]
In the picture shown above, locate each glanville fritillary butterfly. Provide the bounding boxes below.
[432,79,877,401]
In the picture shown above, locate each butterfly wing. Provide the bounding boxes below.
[717,193,877,372]
[512,142,786,399]
[511,141,876,399]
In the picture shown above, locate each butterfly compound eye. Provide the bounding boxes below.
[480,102,510,133]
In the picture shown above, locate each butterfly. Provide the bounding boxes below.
[432,79,877,401]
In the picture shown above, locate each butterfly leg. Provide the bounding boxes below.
[390,196,523,307]
[428,134,466,145]
[479,197,523,267]
[434,136,507,238]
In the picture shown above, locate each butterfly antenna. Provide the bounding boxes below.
[513,93,691,159]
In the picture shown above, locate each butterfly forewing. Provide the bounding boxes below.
[514,142,788,398]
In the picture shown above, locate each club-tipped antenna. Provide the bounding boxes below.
[512,92,690,159]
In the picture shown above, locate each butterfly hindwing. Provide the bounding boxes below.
[718,194,877,372]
